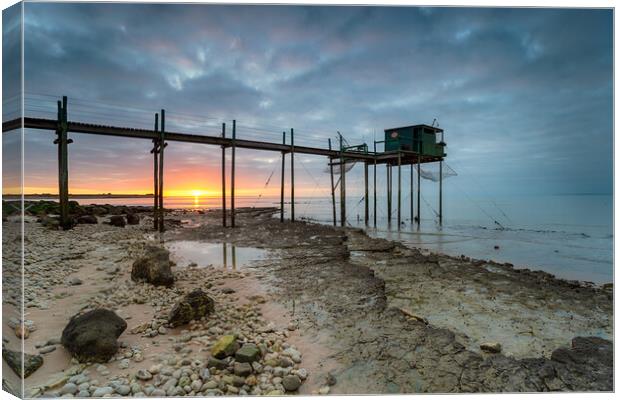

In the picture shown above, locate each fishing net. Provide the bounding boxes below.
[416,163,457,182]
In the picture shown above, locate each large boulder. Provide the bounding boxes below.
[108,215,126,227]
[77,215,98,224]
[168,289,215,327]
[2,349,43,378]
[131,246,174,287]
[61,309,127,363]
[126,213,140,225]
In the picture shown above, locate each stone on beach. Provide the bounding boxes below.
[211,335,238,359]
[168,288,215,327]
[282,375,302,392]
[131,246,174,287]
[61,309,127,363]
[2,349,43,378]
[480,342,502,353]
[126,213,140,225]
[235,343,261,363]
[233,362,252,377]
[76,215,98,224]
[108,215,126,227]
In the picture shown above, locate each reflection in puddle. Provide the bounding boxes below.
[167,241,267,269]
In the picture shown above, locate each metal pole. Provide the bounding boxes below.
[397,152,401,229]
[221,123,227,227]
[364,161,369,226]
[290,128,295,222]
[373,142,377,228]
[158,109,165,232]
[328,139,336,226]
[339,134,346,227]
[152,113,159,231]
[231,120,236,228]
[439,160,443,226]
[281,132,286,223]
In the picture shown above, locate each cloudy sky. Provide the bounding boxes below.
[2,3,613,199]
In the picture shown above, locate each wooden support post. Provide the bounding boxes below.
[339,134,346,227]
[364,161,369,226]
[56,96,71,230]
[158,109,166,232]
[231,120,236,228]
[373,142,377,228]
[328,139,336,226]
[417,151,421,228]
[281,132,286,223]
[439,160,443,226]
[410,163,414,224]
[152,113,159,231]
[387,164,391,226]
[397,152,401,229]
[290,128,295,222]
[221,123,227,227]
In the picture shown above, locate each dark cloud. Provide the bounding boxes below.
[5,4,613,195]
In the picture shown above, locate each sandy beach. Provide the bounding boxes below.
[1,204,613,396]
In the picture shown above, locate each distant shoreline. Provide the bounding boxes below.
[3,194,153,199]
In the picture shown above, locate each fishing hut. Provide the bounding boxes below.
[2,94,448,232]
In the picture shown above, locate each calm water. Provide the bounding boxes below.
[69,193,613,284]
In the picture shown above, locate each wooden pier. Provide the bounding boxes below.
[2,97,445,231]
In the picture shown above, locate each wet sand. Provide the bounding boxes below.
[2,207,613,396]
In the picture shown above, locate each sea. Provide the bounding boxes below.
[60,193,613,284]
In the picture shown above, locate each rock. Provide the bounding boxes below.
[319,386,330,395]
[108,215,126,227]
[116,385,131,395]
[287,322,297,331]
[326,371,337,386]
[158,326,167,335]
[131,246,174,287]
[61,309,127,363]
[282,375,302,392]
[233,362,252,377]
[211,335,238,359]
[480,342,502,353]
[136,369,153,380]
[235,343,261,363]
[168,289,214,327]
[2,349,43,378]
[207,356,229,370]
[119,359,130,369]
[283,347,302,363]
[38,345,57,355]
[126,213,140,225]
[59,383,78,395]
[221,287,236,294]
[296,368,308,380]
[68,277,83,286]
[92,387,114,397]
[76,215,98,224]
[15,325,29,339]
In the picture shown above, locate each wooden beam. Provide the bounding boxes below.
[231,120,236,228]
[56,96,71,230]
[152,113,159,231]
[439,160,443,226]
[221,123,227,227]
[417,151,421,228]
[328,139,336,226]
[158,109,166,232]
[373,141,377,228]
[339,134,346,227]
[280,131,286,223]
[387,164,391,227]
[364,161,369,226]
[290,128,295,222]
[397,152,401,230]
[410,163,414,224]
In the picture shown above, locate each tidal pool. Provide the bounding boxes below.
[166,241,268,269]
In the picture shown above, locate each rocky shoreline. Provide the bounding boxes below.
[1,203,614,396]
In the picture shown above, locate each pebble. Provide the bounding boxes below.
[77,390,90,397]
[38,345,57,355]
[59,383,78,395]
[119,359,130,369]
[319,386,331,395]
[282,375,302,391]
[136,369,153,380]
[92,386,114,397]
[481,342,502,353]
[116,385,131,395]
[151,389,166,396]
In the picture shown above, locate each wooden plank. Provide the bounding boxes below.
[290,128,295,222]
[221,123,227,227]
[329,139,336,226]
[280,132,286,223]
[231,120,236,228]
[158,110,166,232]
[152,113,159,230]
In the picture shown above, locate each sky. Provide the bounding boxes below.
[2,3,614,198]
